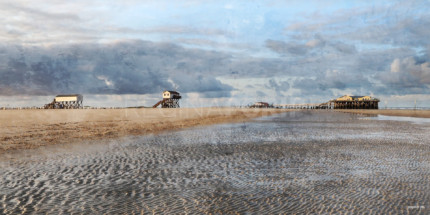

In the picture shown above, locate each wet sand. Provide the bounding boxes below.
[337,109,430,118]
[0,108,287,152]
[0,110,429,214]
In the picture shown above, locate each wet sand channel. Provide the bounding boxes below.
[1,110,429,214]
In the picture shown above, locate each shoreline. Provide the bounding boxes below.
[335,109,430,118]
[2,108,429,153]
[0,108,289,153]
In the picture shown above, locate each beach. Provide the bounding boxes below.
[1,108,429,153]
[1,110,429,214]
[0,108,287,152]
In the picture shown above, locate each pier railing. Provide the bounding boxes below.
[275,100,380,109]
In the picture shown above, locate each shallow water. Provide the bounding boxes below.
[1,110,430,214]
[373,114,430,124]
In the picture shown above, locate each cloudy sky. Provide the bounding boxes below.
[1,0,430,107]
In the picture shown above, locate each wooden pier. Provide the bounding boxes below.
[276,103,330,109]
[275,95,380,110]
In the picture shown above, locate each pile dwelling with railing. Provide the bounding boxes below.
[44,94,83,109]
[250,102,273,108]
[327,95,380,109]
[153,91,181,108]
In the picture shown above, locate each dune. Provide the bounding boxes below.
[0,108,288,152]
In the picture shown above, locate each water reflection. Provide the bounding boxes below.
[374,114,430,124]
[1,111,429,214]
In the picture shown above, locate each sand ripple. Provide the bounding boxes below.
[1,111,429,214]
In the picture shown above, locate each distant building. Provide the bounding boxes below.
[330,95,379,109]
[153,91,181,108]
[335,95,373,101]
[250,102,272,108]
[162,91,182,99]
[44,94,83,109]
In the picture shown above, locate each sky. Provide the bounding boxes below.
[1,0,430,108]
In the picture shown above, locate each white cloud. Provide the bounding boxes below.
[97,76,114,87]
[1,1,430,107]
[390,58,400,73]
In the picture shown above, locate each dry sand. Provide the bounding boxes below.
[0,108,287,152]
[336,109,430,118]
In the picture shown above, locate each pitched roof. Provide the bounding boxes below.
[56,94,82,97]
[164,90,180,94]
[333,95,379,101]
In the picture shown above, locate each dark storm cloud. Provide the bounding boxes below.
[265,12,428,97]
[265,39,308,55]
[169,74,234,98]
[331,41,356,54]
[0,40,234,97]
[1,37,429,99]
[292,69,373,97]
[285,2,430,49]
[347,16,430,47]
[256,90,267,97]
[292,78,332,97]
[265,36,357,57]
[351,47,417,74]
[265,79,290,97]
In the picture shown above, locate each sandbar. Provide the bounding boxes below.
[0,108,288,152]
